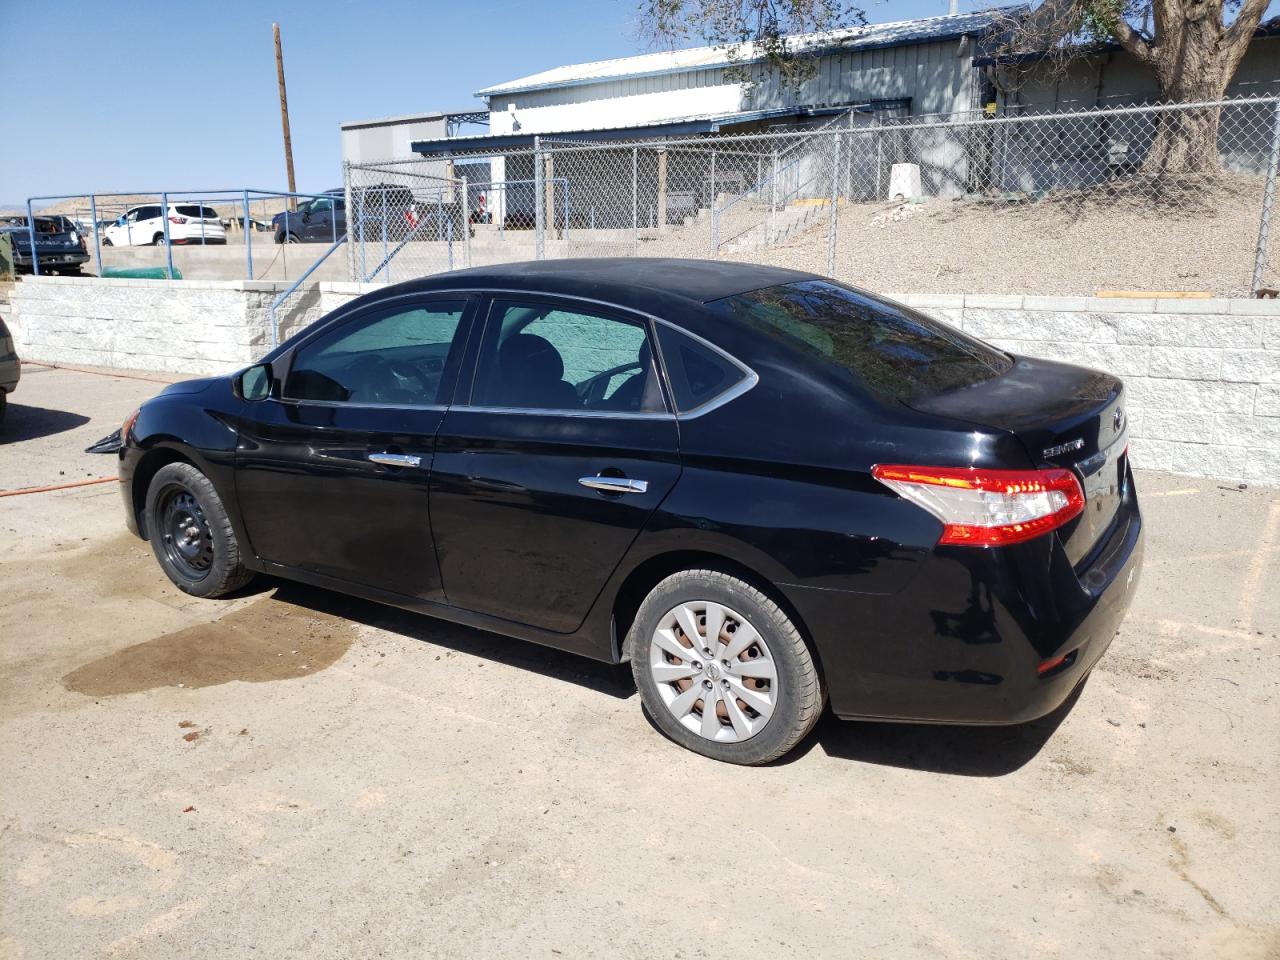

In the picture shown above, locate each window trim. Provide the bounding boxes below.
[447,289,757,421]
[651,317,759,418]
[274,293,475,410]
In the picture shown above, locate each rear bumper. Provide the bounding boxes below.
[15,250,90,270]
[786,483,1144,725]
[0,354,19,393]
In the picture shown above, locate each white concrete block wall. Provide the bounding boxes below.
[6,278,1279,486]
[894,294,1280,487]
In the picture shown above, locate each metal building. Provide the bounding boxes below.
[406,8,1020,225]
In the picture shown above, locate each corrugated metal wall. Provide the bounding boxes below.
[497,39,977,120]
[1000,36,1280,113]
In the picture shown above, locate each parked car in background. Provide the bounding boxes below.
[0,215,90,275]
[273,190,345,243]
[101,203,226,246]
[89,259,1143,765]
[350,183,472,243]
[0,313,19,423]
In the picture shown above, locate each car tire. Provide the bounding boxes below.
[629,569,824,765]
[0,391,7,424]
[152,233,166,246]
[145,462,254,598]
[285,233,300,244]
[101,238,113,247]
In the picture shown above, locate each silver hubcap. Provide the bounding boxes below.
[649,600,778,743]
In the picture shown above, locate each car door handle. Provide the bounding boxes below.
[578,475,648,495]
[368,452,422,469]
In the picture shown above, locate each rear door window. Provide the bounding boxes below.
[470,300,665,413]
[707,280,1011,402]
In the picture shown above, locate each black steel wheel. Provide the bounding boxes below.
[145,462,253,598]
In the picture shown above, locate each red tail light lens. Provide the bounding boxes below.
[872,464,1085,547]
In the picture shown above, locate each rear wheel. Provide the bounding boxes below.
[145,462,253,598]
[629,570,824,765]
[101,238,113,247]
[0,391,7,424]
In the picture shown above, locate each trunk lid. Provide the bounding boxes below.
[907,355,1129,566]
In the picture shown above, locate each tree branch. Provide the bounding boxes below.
[1110,15,1155,64]
[1223,0,1269,51]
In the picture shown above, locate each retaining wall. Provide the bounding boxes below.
[3,277,1277,485]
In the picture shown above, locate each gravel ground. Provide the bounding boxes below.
[1,365,1278,959]
[734,173,1276,297]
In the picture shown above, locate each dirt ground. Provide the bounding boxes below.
[742,174,1277,297]
[1,365,1278,960]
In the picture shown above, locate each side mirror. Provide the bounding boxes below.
[234,363,272,402]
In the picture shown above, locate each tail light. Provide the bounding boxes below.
[872,464,1085,547]
[168,216,188,225]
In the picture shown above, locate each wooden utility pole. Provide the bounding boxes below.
[273,23,297,211]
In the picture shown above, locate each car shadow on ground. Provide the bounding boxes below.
[266,579,636,700]
[792,682,1084,776]
[0,403,91,444]
[257,577,1080,770]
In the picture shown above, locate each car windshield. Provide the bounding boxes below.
[707,280,1012,402]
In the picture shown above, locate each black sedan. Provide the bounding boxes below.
[90,259,1143,764]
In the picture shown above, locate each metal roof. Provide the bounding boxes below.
[341,108,486,131]
[410,105,860,156]
[477,6,1023,98]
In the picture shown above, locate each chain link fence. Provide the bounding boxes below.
[346,96,1280,297]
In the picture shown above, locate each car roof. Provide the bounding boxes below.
[392,258,818,306]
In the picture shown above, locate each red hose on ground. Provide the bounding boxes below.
[0,476,119,498]
[20,361,176,385]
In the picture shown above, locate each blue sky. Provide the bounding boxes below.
[0,0,1274,205]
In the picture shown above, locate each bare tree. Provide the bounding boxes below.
[991,0,1272,172]
[637,0,864,87]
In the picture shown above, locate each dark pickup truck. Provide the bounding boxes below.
[272,190,346,244]
[0,215,90,274]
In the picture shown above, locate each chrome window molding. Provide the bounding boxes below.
[414,286,761,422]
[273,285,761,422]
[455,405,675,421]
[270,396,448,413]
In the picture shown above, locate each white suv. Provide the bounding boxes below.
[102,203,227,246]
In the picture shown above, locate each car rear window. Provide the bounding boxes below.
[706,280,1012,402]
[176,205,219,219]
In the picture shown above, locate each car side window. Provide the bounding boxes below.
[655,324,749,414]
[471,300,665,413]
[283,300,466,406]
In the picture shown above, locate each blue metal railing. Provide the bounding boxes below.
[22,187,345,280]
[267,233,348,348]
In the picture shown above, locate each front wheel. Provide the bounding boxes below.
[629,570,824,765]
[145,462,254,598]
[152,233,167,246]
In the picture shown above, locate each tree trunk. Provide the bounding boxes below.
[1140,10,1234,175]
[1141,98,1225,175]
